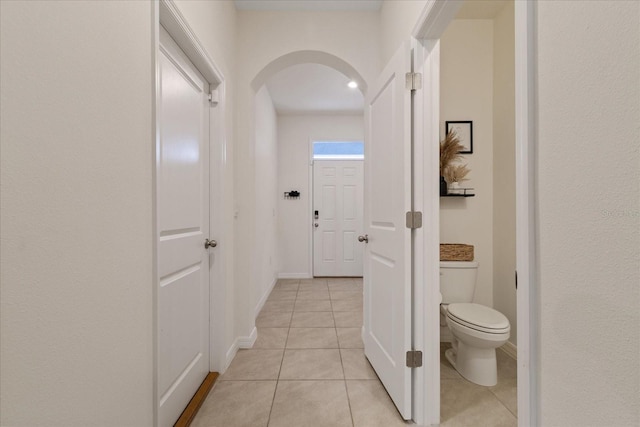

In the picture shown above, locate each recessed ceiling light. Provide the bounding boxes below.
[348,81,358,89]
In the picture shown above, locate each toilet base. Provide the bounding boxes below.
[440,325,454,343]
[445,341,498,387]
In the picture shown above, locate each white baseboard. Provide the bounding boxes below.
[255,277,278,317]
[223,327,258,372]
[499,341,517,360]
[223,341,239,373]
[238,327,257,349]
[277,272,311,279]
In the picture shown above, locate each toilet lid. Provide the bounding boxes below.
[447,303,510,332]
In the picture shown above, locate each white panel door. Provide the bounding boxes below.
[313,160,364,277]
[363,43,413,419]
[158,27,210,427]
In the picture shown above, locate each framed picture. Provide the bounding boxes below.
[446,121,473,154]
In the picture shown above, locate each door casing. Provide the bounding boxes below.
[153,1,228,425]
[157,25,210,426]
[410,1,537,426]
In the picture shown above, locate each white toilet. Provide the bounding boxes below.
[440,261,510,386]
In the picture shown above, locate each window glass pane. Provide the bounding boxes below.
[313,141,364,159]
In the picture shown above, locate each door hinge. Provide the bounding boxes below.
[406,211,423,229]
[406,350,423,368]
[208,89,219,106]
[405,72,422,91]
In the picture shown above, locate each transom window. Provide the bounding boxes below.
[312,141,364,160]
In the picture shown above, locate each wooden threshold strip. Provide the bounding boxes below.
[174,371,219,427]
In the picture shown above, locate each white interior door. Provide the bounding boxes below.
[313,160,364,277]
[157,27,211,427]
[363,43,413,419]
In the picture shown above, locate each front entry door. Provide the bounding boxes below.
[313,160,364,277]
[157,27,211,427]
[363,42,413,419]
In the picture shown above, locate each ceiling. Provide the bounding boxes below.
[235,0,382,11]
[265,63,364,114]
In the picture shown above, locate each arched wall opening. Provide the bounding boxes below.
[250,50,368,95]
[244,50,367,329]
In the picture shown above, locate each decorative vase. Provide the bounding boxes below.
[440,176,447,196]
[449,181,461,195]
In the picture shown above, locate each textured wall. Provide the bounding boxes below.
[379,0,428,65]
[440,19,495,307]
[0,1,153,425]
[254,87,279,312]
[492,1,517,346]
[536,1,640,425]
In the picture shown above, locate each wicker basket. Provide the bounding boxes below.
[440,244,474,261]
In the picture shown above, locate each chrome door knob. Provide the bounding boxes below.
[204,239,217,249]
[358,234,368,243]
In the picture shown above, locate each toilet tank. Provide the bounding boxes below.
[440,261,479,304]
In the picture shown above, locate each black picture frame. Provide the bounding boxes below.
[445,121,473,154]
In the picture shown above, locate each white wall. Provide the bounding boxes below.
[536,1,640,425]
[0,1,154,425]
[254,86,279,312]
[0,1,240,424]
[440,20,495,307]
[380,0,428,65]
[238,10,381,89]
[277,114,364,277]
[492,1,516,346]
[234,10,380,338]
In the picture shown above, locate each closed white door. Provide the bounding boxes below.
[313,160,364,277]
[157,27,211,427]
[363,42,413,419]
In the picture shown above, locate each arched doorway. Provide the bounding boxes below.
[248,51,368,303]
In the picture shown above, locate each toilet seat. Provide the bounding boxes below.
[446,303,510,334]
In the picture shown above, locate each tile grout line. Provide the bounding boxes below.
[264,279,367,427]
[487,385,518,419]
[333,299,356,427]
[265,279,298,427]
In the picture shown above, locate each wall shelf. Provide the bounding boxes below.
[441,188,475,197]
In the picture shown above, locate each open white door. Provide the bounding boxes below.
[363,42,413,419]
[157,27,211,427]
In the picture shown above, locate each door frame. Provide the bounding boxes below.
[310,159,364,277]
[411,1,537,425]
[153,1,227,425]
[308,138,365,278]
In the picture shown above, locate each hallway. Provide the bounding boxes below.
[192,278,517,427]
[192,277,410,427]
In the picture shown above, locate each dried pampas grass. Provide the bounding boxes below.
[440,130,465,173]
[443,164,471,184]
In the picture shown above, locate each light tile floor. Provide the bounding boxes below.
[440,342,517,426]
[192,278,517,427]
